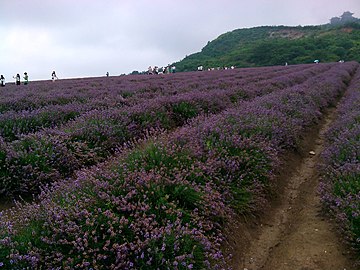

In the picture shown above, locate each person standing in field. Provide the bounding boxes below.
[163,66,168,74]
[13,74,21,85]
[23,72,29,85]
[0,75,5,87]
[165,65,171,74]
[51,71,58,82]
[148,66,153,75]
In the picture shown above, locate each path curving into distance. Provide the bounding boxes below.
[236,107,356,270]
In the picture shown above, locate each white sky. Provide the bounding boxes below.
[1,0,359,81]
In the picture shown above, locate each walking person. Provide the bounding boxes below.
[0,75,5,87]
[13,74,21,85]
[23,72,29,85]
[51,71,58,82]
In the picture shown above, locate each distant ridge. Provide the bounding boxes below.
[173,12,360,71]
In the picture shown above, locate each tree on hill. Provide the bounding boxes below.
[330,11,358,25]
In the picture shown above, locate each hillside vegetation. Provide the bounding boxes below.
[174,21,360,71]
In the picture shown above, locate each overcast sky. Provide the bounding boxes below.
[1,0,359,81]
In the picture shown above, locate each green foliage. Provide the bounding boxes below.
[171,102,199,124]
[146,182,203,223]
[204,133,272,213]
[332,171,360,251]
[70,117,129,154]
[131,110,173,129]
[333,173,360,197]
[125,142,193,173]
[144,234,205,270]
[0,111,80,141]
[174,23,360,71]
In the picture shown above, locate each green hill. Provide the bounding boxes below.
[174,21,360,71]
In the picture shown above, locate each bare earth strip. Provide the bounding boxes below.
[0,200,15,212]
[232,107,356,270]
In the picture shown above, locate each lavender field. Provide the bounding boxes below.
[0,62,358,269]
[0,63,332,196]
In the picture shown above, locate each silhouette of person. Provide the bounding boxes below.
[14,74,21,85]
[51,71,58,82]
[23,72,29,85]
[0,75,5,87]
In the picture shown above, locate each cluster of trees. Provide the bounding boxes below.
[330,11,359,25]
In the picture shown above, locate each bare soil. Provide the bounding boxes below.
[228,107,357,270]
[0,198,15,212]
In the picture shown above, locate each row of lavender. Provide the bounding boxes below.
[319,68,360,262]
[0,64,310,113]
[0,62,357,269]
[0,64,325,142]
[0,64,334,196]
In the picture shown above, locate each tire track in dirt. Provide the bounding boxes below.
[235,107,356,270]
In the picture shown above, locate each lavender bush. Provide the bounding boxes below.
[319,67,360,262]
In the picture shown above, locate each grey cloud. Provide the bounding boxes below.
[1,0,360,80]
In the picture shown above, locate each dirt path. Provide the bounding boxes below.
[233,108,356,270]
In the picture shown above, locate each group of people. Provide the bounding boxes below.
[197,65,236,71]
[0,71,58,87]
[147,65,176,75]
[0,72,28,87]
